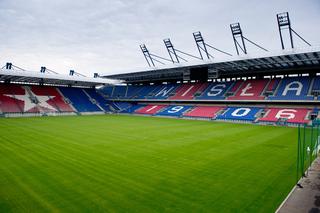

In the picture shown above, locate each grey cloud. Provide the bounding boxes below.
[0,0,319,76]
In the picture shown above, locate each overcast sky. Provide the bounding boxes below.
[0,0,319,77]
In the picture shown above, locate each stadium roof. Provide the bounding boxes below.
[0,68,121,87]
[104,46,320,84]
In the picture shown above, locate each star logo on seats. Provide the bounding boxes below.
[4,88,57,112]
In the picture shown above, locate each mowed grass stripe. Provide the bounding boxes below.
[0,115,297,212]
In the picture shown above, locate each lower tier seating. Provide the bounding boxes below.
[31,86,74,112]
[216,107,262,121]
[259,108,311,124]
[59,87,102,112]
[184,106,223,118]
[135,104,168,115]
[0,83,316,126]
[84,88,111,111]
[0,84,24,113]
[156,105,193,117]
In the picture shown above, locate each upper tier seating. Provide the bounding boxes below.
[184,106,224,118]
[125,86,143,99]
[228,81,243,94]
[99,76,318,101]
[31,86,74,112]
[312,77,320,94]
[265,78,280,93]
[216,107,262,121]
[100,86,114,98]
[135,104,168,115]
[156,105,193,117]
[0,84,24,113]
[169,83,205,100]
[59,87,101,112]
[196,82,233,100]
[112,86,127,99]
[227,79,268,100]
[132,85,157,99]
[147,84,178,99]
[259,108,311,124]
[268,77,313,100]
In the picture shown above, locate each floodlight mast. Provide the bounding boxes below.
[69,70,86,77]
[140,44,170,67]
[140,44,155,67]
[230,23,268,55]
[230,23,246,55]
[163,38,181,63]
[163,38,202,63]
[2,63,26,71]
[193,31,232,59]
[193,32,210,59]
[277,12,311,49]
[40,67,58,74]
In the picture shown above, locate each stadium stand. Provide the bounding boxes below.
[268,77,313,100]
[59,87,102,112]
[148,84,178,99]
[169,83,204,100]
[216,107,262,121]
[135,104,168,115]
[227,79,268,100]
[265,78,280,94]
[31,86,74,112]
[100,86,114,98]
[156,105,193,117]
[134,85,157,99]
[259,107,311,124]
[83,88,111,111]
[111,86,127,99]
[183,106,224,118]
[0,84,24,113]
[196,82,233,100]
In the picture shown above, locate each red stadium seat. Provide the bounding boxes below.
[259,108,311,124]
[31,86,74,112]
[0,84,24,113]
[135,104,168,115]
[184,106,224,118]
[228,79,268,100]
[169,83,205,100]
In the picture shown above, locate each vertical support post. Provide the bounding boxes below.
[302,124,306,176]
[297,124,301,183]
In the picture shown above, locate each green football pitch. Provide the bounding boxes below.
[0,115,297,212]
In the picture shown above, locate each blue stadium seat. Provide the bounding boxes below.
[100,86,114,98]
[216,107,262,121]
[112,86,127,98]
[59,87,102,112]
[148,84,179,99]
[268,77,313,100]
[125,86,143,99]
[156,105,193,117]
[196,82,233,100]
[312,77,320,92]
[133,85,157,99]
[84,89,111,111]
[120,103,145,113]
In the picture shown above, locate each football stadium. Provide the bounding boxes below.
[1,2,320,213]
